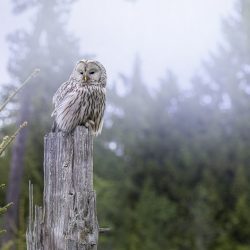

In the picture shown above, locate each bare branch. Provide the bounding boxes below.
[0,69,38,237]
[0,121,28,156]
[0,203,14,216]
[99,227,111,234]
[0,185,13,235]
[0,68,40,113]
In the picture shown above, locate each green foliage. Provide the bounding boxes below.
[0,185,13,235]
[0,184,12,236]
[95,1,250,249]
[127,180,177,250]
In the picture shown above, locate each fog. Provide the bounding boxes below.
[1,0,234,86]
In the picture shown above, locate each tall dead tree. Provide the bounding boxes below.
[26,126,99,249]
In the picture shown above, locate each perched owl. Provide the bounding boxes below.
[51,59,106,135]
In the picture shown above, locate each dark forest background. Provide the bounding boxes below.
[1,0,250,249]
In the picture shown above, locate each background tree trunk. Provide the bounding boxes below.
[26,126,99,249]
[4,91,30,243]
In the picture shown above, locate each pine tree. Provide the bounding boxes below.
[190,0,250,248]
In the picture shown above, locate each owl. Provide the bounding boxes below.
[51,59,106,135]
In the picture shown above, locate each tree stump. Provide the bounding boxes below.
[26,126,99,250]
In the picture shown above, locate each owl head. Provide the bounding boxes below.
[71,59,107,87]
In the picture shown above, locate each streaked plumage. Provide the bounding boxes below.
[51,59,106,135]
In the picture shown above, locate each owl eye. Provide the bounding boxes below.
[89,71,95,75]
[79,71,84,75]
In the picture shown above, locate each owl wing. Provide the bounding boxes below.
[52,80,75,117]
[93,88,106,136]
[52,81,70,107]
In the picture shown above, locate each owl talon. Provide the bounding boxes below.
[85,120,95,129]
[89,120,95,127]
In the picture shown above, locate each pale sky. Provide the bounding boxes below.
[0,0,235,87]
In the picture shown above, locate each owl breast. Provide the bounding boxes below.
[79,86,105,126]
[55,85,106,134]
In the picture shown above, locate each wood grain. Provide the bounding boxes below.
[26,127,98,250]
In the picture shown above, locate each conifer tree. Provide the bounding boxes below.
[190,0,250,248]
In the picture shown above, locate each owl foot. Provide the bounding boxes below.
[85,120,95,130]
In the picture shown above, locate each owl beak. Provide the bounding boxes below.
[84,74,90,83]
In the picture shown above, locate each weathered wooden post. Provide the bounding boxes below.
[26,126,99,249]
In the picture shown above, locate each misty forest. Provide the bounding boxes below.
[1,0,250,249]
